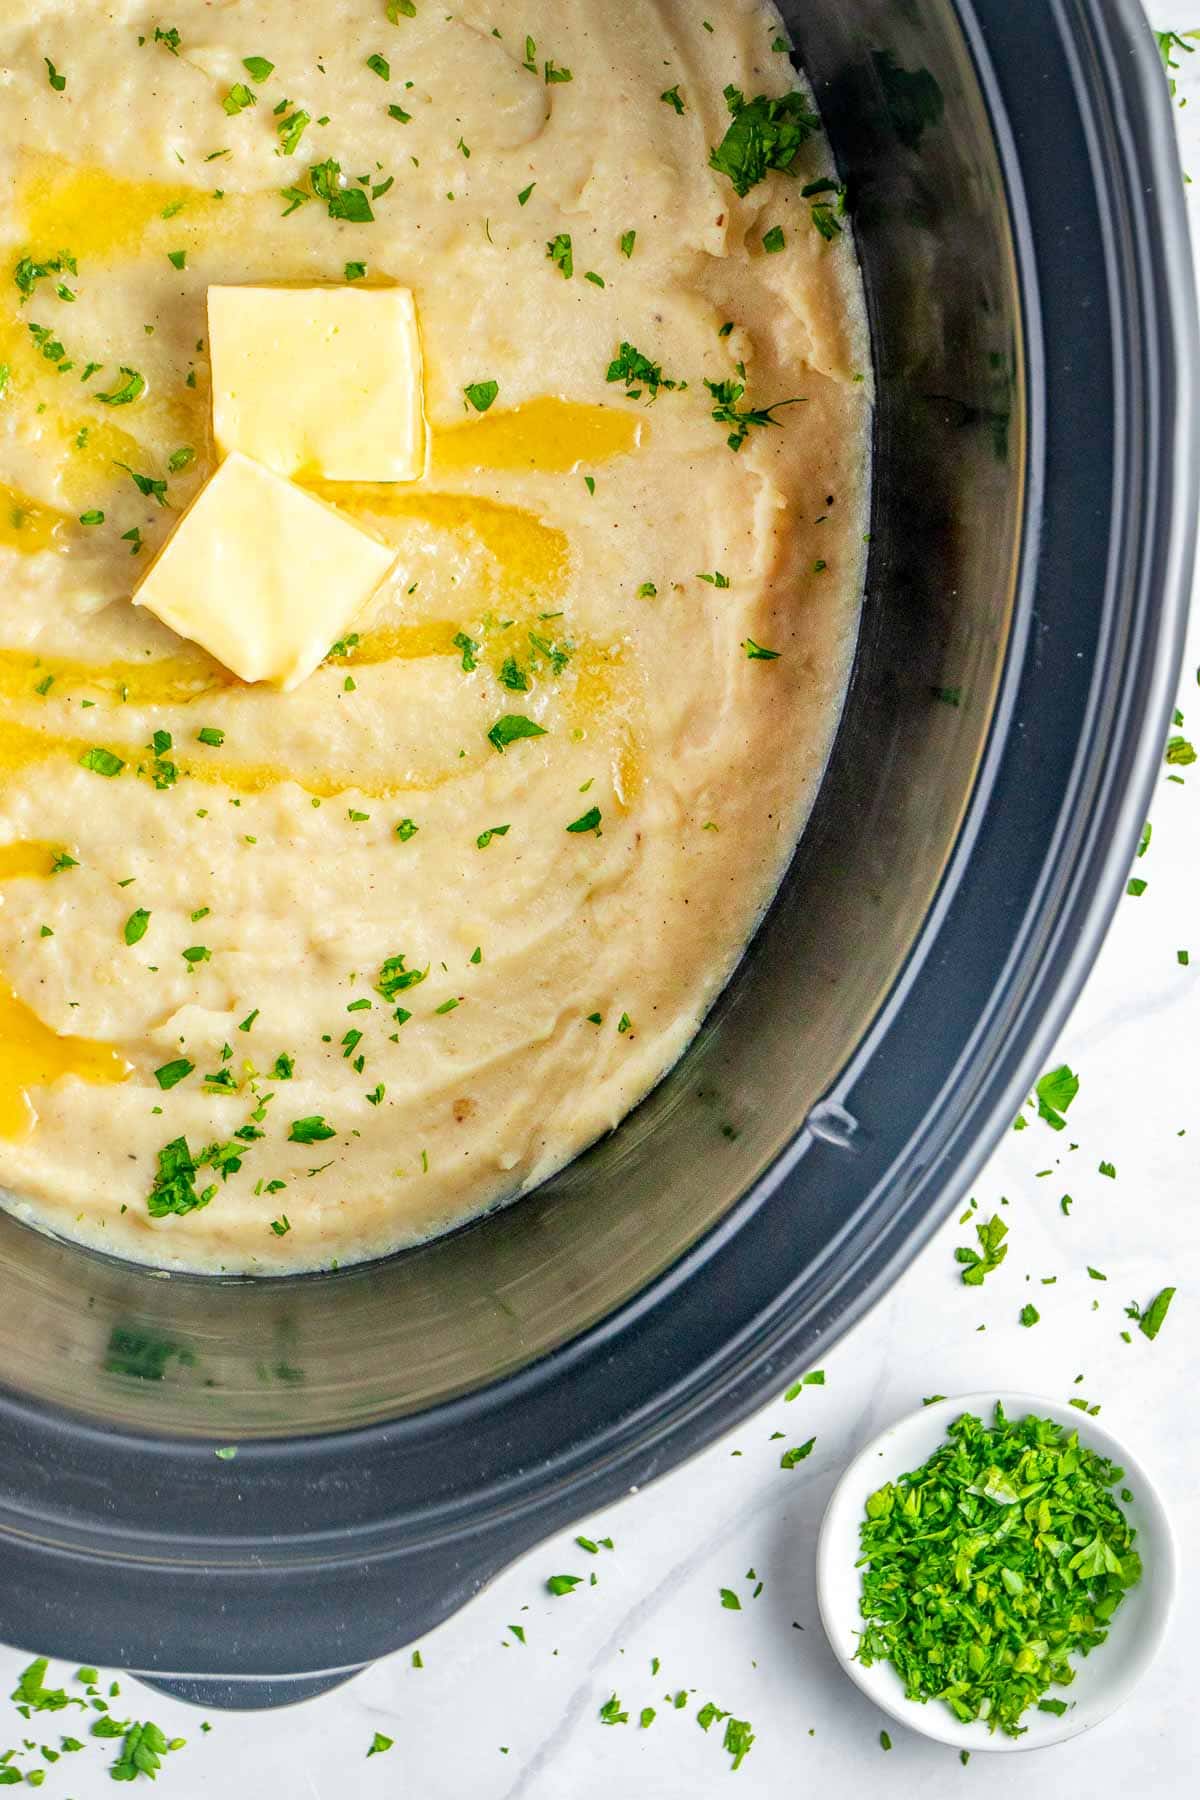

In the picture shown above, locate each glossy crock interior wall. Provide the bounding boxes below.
[0,0,1022,1435]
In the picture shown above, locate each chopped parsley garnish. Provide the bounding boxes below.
[620,229,636,258]
[154,1059,194,1091]
[802,176,847,240]
[386,0,418,19]
[309,158,375,223]
[762,224,785,253]
[148,1137,213,1217]
[703,376,803,451]
[743,639,780,660]
[153,25,182,54]
[855,1404,1142,1736]
[376,952,427,1000]
[499,656,528,691]
[697,569,730,588]
[223,82,257,116]
[606,341,678,400]
[44,57,67,92]
[367,52,391,80]
[79,746,125,777]
[708,85,819,197]
[197,726,225,747]
[546,233,574,278]
[476,824,511,848]
[517,182,535,206]
[487,714,547,752]
[14,251,77,305]
[617,1012,632,1034]
[545,59,573,83]
[288,1116,335,1144]
[955,1212,1007,1284]
[452,630,479,672]
[388,102,412,124]
[344,260,367,282]
[243,55,275,82]
[123,908,150,945]
[394,817,418,841]
[636,580,657,598]
[464,379,499,413]
[96,367,145,407]
[116,461,168,504]
[566,807,602,834]
[271,1052,295,1080]
[278,108,311,154]
[660,84,685,113]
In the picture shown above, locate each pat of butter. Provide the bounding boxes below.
[133,453,396,689]
[208,285,426,482]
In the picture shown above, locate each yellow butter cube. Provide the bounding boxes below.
[208,285,426,482]
[133,453,396,689]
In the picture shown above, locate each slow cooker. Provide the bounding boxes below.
[0,0,1194,1708]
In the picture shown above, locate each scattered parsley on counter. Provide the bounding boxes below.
[855,1404,1142,1736]
[109,1720,186,1782]
[1019,1303,1040,1327]
[709,85,818,196]
[1034,1063,1079,1130]
[719,1588,741,1610]
[780,1438,815,1469]
[1127,1286,1176,1340]
[599,1694,628,1725]
[546,1574,582,1595]
[955,1212,1007,1284]
[366,1732,393,1756]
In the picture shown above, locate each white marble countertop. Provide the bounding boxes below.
[2,7,1198,1795]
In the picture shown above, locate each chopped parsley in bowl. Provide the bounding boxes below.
[815,1394,1176,1752]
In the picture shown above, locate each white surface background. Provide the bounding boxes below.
[2,6,1198,1793]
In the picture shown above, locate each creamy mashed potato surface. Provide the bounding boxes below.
[0,0,868,1271]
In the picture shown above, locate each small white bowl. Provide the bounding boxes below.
[816,1392,1176,1752]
